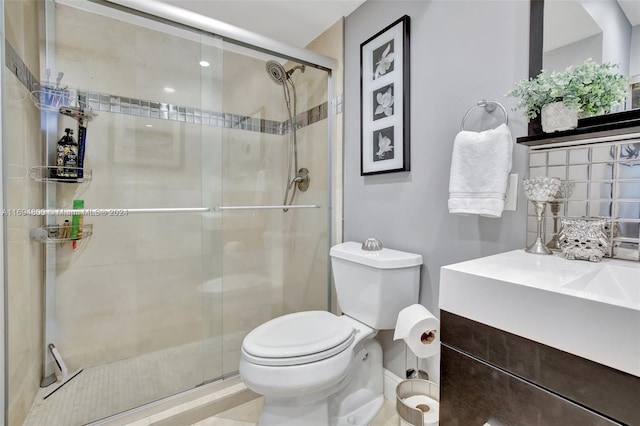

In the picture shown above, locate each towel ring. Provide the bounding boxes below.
[460,99,509,131]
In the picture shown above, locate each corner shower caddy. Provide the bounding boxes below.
[28,83,102,388]
[30,224,94,244]
[28,91,96,245]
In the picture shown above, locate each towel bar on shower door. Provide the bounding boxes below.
[25,207,211,216]
[27,206,321,215]
[214,204,320,211]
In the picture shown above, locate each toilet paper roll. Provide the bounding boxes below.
[399,395,439,426]
[394,304,440,358]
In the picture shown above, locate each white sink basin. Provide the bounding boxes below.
[563,265,640,304]
[440,250,640,377]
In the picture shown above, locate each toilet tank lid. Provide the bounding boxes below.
[330,241,423,269]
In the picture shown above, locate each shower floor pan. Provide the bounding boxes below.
[24,340,228,426]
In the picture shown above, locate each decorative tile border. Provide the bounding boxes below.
[5,41,328,135]
[5,40,39,93]
[77,90,327,135]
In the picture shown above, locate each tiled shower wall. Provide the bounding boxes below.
[50,2,330,381]
[4,1,44,424]
[527,138,640,261]
[2,3,330,417]
[4,1,332,423]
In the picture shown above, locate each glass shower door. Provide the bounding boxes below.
[4,0,333,424]
[14,2,224,424]
[217,45,331,375]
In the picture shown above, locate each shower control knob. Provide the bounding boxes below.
[361,238,383,251]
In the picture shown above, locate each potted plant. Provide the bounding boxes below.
[507,59,629,132]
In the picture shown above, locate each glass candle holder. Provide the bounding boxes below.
[523,177,562,255]
[546,180,575,251]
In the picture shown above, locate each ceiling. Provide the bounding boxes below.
[156,0,366,48]
[157,1,639,52]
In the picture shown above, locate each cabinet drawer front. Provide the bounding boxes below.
[440,344,621,426]
[441,311,639,425]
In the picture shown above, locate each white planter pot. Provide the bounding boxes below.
[541,101,578,133]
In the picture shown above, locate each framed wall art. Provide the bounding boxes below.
[360,15,410,175]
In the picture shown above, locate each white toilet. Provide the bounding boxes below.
[239,241,422,426]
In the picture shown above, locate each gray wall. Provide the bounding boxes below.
[344,0,530,382]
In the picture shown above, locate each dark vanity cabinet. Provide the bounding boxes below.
[439,311,640,426]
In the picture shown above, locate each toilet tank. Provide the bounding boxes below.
[330,241,423,330]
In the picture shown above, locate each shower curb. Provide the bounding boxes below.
[88,376,258,426]
[150,385,259,426]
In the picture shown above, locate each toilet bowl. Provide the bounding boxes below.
[240,312,382,425]
[239,241,423,426]
[241,311,360,395]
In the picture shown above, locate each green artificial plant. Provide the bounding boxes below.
[507,59,629,120]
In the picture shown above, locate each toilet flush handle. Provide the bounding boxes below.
[361,238,383,251]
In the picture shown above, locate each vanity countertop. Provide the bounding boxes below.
[440,250,640,377]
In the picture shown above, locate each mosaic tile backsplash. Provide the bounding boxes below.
[528,139,640,261]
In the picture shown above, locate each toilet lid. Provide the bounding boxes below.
[242,311,355,364]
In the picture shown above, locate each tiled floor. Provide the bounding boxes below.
[25,344,400,426]
[192,397,400,426]
[24,341,218,426]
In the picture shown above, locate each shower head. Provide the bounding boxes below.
[265,60,306,85]
[266,60,288,85]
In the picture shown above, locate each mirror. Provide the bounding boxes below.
[543,1,603,73]
[530,0,640,115]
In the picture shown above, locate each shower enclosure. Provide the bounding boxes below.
[1,0,336,424]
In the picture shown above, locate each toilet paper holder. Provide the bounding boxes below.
[405,341,429,381]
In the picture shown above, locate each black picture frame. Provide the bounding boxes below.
[360,15,410,175]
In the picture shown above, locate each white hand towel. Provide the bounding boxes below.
[448,123,513,218]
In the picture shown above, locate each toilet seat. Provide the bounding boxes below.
[242,311,355,366]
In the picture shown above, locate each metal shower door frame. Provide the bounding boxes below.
[39,0,60,385]
[0,0,7,423]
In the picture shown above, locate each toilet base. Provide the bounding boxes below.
[330,339,384,425]
[333,394,384,426]
[259,395,384,426]
[257,338,384,426]
[260,396,330,426]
